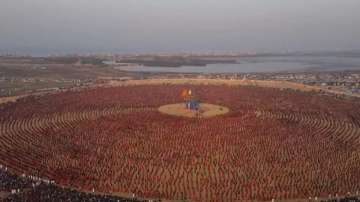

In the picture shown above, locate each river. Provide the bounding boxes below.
[115,55,360,73]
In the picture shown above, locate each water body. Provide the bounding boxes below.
[116,56,360,73]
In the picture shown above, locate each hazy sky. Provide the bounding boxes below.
[1,0,360,55]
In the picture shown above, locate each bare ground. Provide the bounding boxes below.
[158,103,230,118]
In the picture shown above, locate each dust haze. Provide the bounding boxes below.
[1,0,360,55]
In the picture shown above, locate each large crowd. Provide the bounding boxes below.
[321,196,360,202]
[0,85,360,201]
[0,166,153,202]
[0,165,31,192]
[1,165,359,202]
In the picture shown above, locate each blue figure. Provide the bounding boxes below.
[185,99,199,110]
[183,89,200,110]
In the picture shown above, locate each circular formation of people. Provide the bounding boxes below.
[0,84,360,201]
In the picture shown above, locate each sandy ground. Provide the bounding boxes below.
[0,95,25,104]
[108,78,318,90]
[108,78,360,98]
[158,103,230,118]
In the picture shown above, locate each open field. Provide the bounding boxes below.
[1,55,359,99]
[0,57,139,97]
[107,78,360,98]
[0,83,360,201]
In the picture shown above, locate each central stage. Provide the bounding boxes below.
[158,103,229,118]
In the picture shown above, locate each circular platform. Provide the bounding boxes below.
[158,103,230,118]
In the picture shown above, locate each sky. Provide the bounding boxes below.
[1,0,360,55]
